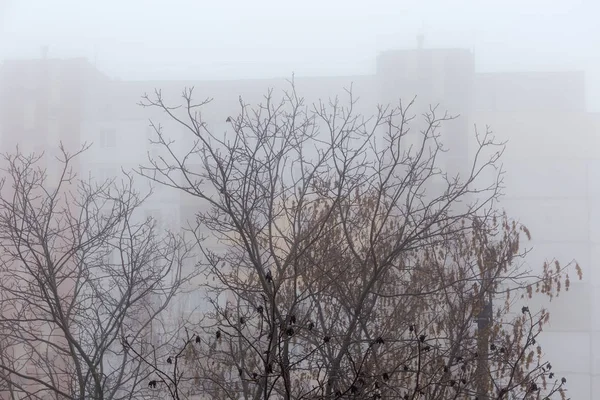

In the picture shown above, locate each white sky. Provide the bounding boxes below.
[1,0,599,109]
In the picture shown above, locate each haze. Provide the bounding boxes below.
[0,1,598,399]
[2,1,600,111]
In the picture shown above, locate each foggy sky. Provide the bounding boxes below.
[1,0,599,109]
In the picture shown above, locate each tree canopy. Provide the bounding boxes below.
[134,83,581,400]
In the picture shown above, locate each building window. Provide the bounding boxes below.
[48,105,60,120]
[102,103,113,118]
[47,119,60,147]
[99,167,117,183]
[23,103,36,131]
[50,71,61,106]
[146,125,155,145]
[146,209,168,234]
[99,128,116,148]
[180,205,197,227]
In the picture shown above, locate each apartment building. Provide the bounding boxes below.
[473,71,600,398]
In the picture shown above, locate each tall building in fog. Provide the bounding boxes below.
[0,56,106,178]
[0,55,106,396]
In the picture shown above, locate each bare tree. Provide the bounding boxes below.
[0,145,196,400]
[138,82,580,399]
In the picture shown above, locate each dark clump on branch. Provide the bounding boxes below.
[530,383,539,392]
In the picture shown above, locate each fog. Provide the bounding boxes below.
[2,1,600,110]
[0,1,599,399]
